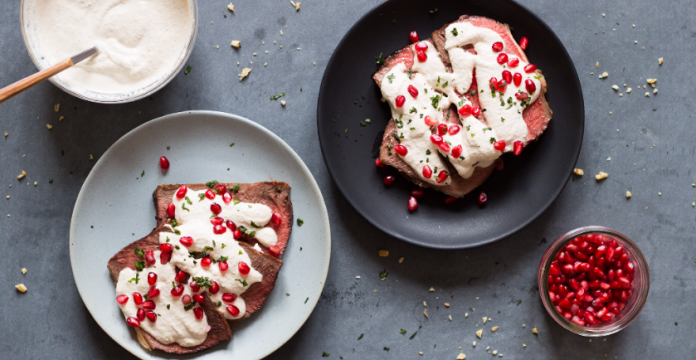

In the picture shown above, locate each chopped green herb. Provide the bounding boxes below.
[270,93,285,100]
[167,146,170,150]
[49,179,53,184]
[409,331,417,339]
[250,221,263,229]
[135,260,145,271]
[297,218,304,226]
[345,128,348,134]
[140,170,145,177]
[182,202,190,212]
[206,180,219,189]
[184,66,192,75]
[175,245,180,250]
[198,193,205,201]
[490,137,497,144]
[426,149,431,155]
[230,143,235,147]
[305,297,309,304]
[358,333,364,340]
[359,121,366,127]
[451,27,458,36]
[238,226,255,237]
[236,279,248,287]
[400,329,407,335]
[379,269,389,279]
[407,68,413,79]
[387,73,395,84]
[128,273,140,284]
[167,304,170,309]
[429,8,438,14]
[383,347,390,351]
[322,352,330,357]
[375,52,386,64]
[430,94,442,109]
[233,183,240,193]
[539,238,547,245]
[134,247,145,257]
[409,107,417,114]
[221,243,226,249]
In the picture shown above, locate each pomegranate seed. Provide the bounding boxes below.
[211,216,224,225]
[190,280,201,293]
[176,185,188,199]
[233,229,242,239]
[201,257,212,267]
[375,158,385,167]
[166,203,176,218]
[451,144,463,159]
[524,64,537,73]
[416,50,427,62]
[444,196,456,205]
[519,36,529,50]
[219,261,229,272]
[407,85,418,98]
[116,294,129,305]
[525,79,536,94]
[193,294,205,304]
[448,124,461,135]
[159,243,173,253]
[430,134,443,144]
[496,53,508,65]
[571,315,585,326]
[222,293,238,303]
[411,189,424,198]
[496,160,503,171]
[394,145,408,156]
[605,247,616,261]
[271,213,282,227]
[159,156,170,170]
[436,170,448,184]
[496,80,507,93]
[408,31,419,43]
[513,72,522,87]
[493,140,506,151]
[147,272,157,286]
[407,196,418,211]
[171,284,184,296]
[209,281,220,294]
[226,305,240,317]
[213,224,227,235]
[144,250,156,266]
[175,270,187,283]
[437,123,448,136]
[210,203,222,215]
[193,307,204,320]
[268,245,281,257]
[383,175,395,185]
[489,77,498,90]
[238,261,251,275]
[424,115,438,126]
[458,104,472,117]
[438,141,450,153]
[414,41,428,51]
[491,41,504,52]
[205,189,215,200]
[513,140,524,155]
[179,236,194,247]
[182,294,192,305]
[507,57,519,68]
[146,311,157,323]
[142,300,156,310]
[477,191,487,206]
[422,165,432,179]
[226,220,237,231]
[137,308,145,321]
[514,92,529,101]
[222,192,233,204]
[126,316,140,327]
[147,287,160,299]
[159,252,170,266]
[502,70,512,84]
[214,184,228,194]
[395,95,406,108]
[471,106,481,117]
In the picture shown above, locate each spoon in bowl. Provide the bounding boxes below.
[0,46,99,104]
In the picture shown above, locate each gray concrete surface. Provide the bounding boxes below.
[1,0,694,359]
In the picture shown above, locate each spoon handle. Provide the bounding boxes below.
[0,58,73,104]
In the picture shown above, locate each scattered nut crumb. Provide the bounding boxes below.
[89,154,94,160]
[46,124,53,130]
[231,40,241,48]
[595,62,599,68]
[602,13,605,17]
[444,303,450,307]
[4,132,7,137]
[419,352,423,356]
[423,301,427,307]
[598,72,608,79]
[280,100,286,106]
[573,168,584,176]
[33,181,37,186]
[449,314,452,321]
[644,92,650,97]
[290,0,301,10]
[378,249,389,257]
[17,170,27,179]
[59,116,64,121]
[264,63,267,67]
[653,89,658,94]
[472,341,476,347]
[626,191,632,199]
[227,3,234,11]
[355,276,361,279]
[626,87,632,93]
[54,103,60,112]
[595,171,608,180]
[424,309,428,318]
[476,329,483,338]
[491,326,499,332]
[647,79,657,86]
[15,284,27,293]
[483,317,488,324]
[429,287,435,292]
[611,85,619,91]
[532,328,538,335]
[280,30,284,36]
[465,313,469,318]
[21,268,27,274]
[5,196,9,199]
[658,192,662,196]
[523,344,527,348]
[457,353,466,360]
[658,57,663,65]
[398,257,404,263]
[239,68,251,81]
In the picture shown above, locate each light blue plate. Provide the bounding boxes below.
[69,111,331,359]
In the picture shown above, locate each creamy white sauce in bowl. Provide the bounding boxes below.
[20,0,198,103]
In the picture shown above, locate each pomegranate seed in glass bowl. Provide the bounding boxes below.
[537,226,650,336]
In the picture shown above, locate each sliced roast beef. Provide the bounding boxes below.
[230,242,283,324]
[154,182,292,258]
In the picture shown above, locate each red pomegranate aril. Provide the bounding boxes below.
[493,140,506,151]
[491,41,504,52]
[146,311,157,323]
[217,261,228,272]
[126,316,141,327]
[507,57,519,68]
[513,72,522,87]
[524,64,537,73]
[414,41,428,51]
[233,229,242,240]
[159,243,173,253]
[271,213,282,227]
[238,261,251,275]
[430,134,443,144]
[193,294,205,304]
[409,31,419,43]
[136,307,146,321]
[512,140,524,156]
[213,224,227,235]
[147,287,160,299]
[559,299,572,309]
[210,203,222,215]
[209,281,220,295]
[167,203,176,218]
[148,272,157,286]
[213,183,228,194]
[268,245,281,257]
[525,79,537,94]
[375,158,385,168]
[438,141,450,153]
[571,316,585,326]
[502,70,512,84]
[407,196,418,211]
[160,156,170,170]
[193,307,204,320]
[422,165,433,179]
[549,264,560,276]
[179,236,194,247]
[471,106,481,117]
[142,300,156,311]
[176,185,188,199]
[514,92,529,102]
[437,123,448,136]
[171,284,184,296]
[222,192,233,204]
[226,305,240,317]
[436,170,448,184]
[477,191,487,206]
[607,269,615,281]
[222,293,238,303]
[383,175,395,185]
[519,36,529,50]
[394,145,408,156]
[116,294,129,305]
[444,196,456,205]
[407,85,419,98]
[497,53,508,65]
[411,189,424,198]
[448,124,461,135]
[144,250,155,266]
[175,270,187,283]
[600,312,614,322]
[205,189,215,200]
[190,280,201,293]
[424,115,438,126]
[605,246,616,261]
[201,257,212,267]
[625,261,635,275]
[416,50,427,62]
[451,144,463,159]
[182,294,192,305]
[211,216,224,225]
[458,104,472,117]
[225,220,236,231]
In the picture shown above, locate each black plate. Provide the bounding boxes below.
[317,0,584,249]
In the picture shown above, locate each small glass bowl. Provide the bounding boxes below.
[537,226,650,336]
[19,0,198,104]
